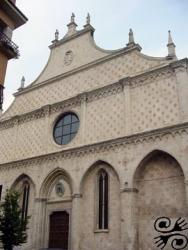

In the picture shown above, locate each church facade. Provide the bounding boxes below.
[0,14,188,250]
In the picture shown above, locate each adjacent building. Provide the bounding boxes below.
[0,0,27,111]
[0,13,188,250]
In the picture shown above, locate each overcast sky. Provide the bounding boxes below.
[3,0,188,111]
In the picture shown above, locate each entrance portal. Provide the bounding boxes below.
[49,211,69,250]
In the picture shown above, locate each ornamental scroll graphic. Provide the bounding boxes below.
[154,217,188,250]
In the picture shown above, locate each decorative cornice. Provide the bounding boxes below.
[50,96,81,114]
[1,60,183,128]
[0,121,188,169]
[0,96,82,130]
[129,67,173,88]
[86,81,123,103]
[170,58,188,73]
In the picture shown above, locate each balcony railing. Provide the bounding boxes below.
[0,30,19,58]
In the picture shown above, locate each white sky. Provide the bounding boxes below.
[3,0,188,111]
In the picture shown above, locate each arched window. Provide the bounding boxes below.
[21,181,30,222]
[98,169,108,229]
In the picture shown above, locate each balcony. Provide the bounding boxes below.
[0,30,19,59]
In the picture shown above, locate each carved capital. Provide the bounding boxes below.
[121,188,138,193]
[35,197,47,202]
[119,77,132,89]
[72,193,82,199]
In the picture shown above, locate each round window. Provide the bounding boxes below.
[53,112,79,145]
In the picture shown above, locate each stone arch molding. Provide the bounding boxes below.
[11,173,36,194]
[133,149,188,250]
[79,159,120,194]
[39,167,73,198]
[133,149,185,183]
[79,159,122,250]
[130,149,185,187]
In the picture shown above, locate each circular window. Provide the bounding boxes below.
[53,113,79,145]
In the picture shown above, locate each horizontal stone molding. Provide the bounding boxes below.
[2,59,187,128]
[0,121,188,169]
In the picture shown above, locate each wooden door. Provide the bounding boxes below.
[49,211,69,250]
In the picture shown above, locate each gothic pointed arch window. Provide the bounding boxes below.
[21,181,30,222]
[98,169,108,229]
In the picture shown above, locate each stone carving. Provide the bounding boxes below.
[64,50,74,66]
[71,13,75,23]
[55,181,65,197]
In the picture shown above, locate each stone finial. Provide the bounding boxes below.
[21,76,25,88]
[86,13,90,25]
[167,30,177,59]
[83,13,95,32]
[126,28,135,47]
[55,29,59,41]
[64,13,78,38]
[71,13,75,23]
[168,30,173,44]
[129,29,134,43]
[18,76,25,91]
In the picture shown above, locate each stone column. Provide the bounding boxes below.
[185,180,188,208]
[120,188,138,250]
[71,193,82,250]
[32,198,47,250]
[79,94,87,144]
[172,60,188,121]
[121,78,132,135]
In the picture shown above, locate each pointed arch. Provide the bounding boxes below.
[39,168,73,198]
[80,160,120,193]
[11,173,36,230]
[98,168,108,229]
[133,149,187,250]
[133,149,184,183]
[11,173,35,192]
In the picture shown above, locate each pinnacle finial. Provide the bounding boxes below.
[168,30,173,44]
[167,30,177,59]
[55,29,59,41]
[21,76,25,89]
[71,13,75,23]
[64,13,77,38]
[126,28,135,47]
[86,13,90,25]
[129,29,134,43]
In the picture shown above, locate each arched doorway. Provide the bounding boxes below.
[133,151,188,250]
[49,211,69,249]
[40,169,72,249]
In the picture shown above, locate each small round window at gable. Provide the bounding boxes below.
[53,112,79,145]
